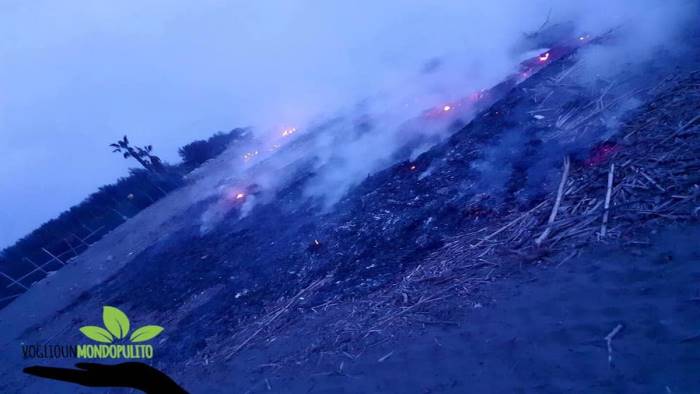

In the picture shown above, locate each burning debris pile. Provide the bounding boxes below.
[344,69,700,336]
[198,68,700,366]
[91,43,699,369]
[53,44,675,374]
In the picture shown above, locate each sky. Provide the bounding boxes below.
[0,0,692,248]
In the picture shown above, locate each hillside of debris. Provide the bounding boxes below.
[1,26,699,393]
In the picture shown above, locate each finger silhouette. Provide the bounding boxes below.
[24,362,187,393]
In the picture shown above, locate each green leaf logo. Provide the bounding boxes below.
[79,326,114,343]
[130,325,164,343]
[79,305,164,344]
[103,306,130,339]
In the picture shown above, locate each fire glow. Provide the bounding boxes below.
[240,126,299,163]
[243,150,259,161]
[225,189,247,202]
[281,127,297,137]
[538,52,550,62]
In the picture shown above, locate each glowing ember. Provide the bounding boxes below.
[585,143,620,167]
[281,127,297,137]
[235,193,245,200]
[538,52,550,62]
[470,91,485,102]
[443,105,452,112]
[243,150,259,161]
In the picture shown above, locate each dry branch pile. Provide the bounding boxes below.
[207,70,700,368]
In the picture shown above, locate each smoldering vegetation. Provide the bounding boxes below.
[66,8,700,371]
[198,0,694,230]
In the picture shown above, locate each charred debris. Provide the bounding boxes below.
[48,36,700,366]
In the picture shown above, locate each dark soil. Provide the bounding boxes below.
[188,224,700,394]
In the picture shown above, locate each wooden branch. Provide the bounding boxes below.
[470,201,547,249]
[601,163,616,237]
[225,276,329,359]
[637,168,665,192]
[605,323,624,366]
[535,156,570,245]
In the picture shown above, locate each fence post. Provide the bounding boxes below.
[23,257,48,274]
[42,247,66,265]
[0,271,29,290]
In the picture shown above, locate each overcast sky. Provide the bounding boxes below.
[0,0,689,248]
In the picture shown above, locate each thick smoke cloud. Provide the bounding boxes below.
[0,0,694,245]
[242,0,695,210]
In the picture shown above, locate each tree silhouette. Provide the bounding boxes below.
[110,136,165,173]
[0,129,244,307]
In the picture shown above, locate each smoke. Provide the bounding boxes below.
[235,0,696,211]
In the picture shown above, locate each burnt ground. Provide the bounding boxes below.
[186,224,700,393]
[0,28,699,393]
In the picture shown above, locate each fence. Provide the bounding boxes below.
[0,226,105,308]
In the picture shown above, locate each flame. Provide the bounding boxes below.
[443,105,452,112]
[410,165,417,171]
[235,192,245,200]
[314,239,320,245]
[281,127,297,137]
[243,150,259,161]
[538,52,550,62]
